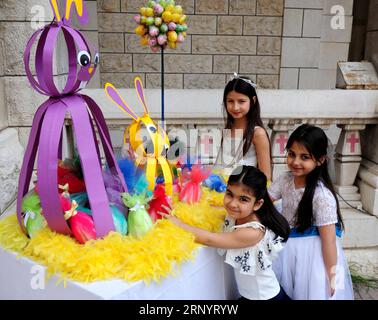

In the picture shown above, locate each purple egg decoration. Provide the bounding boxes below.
[177,33,185,43]
[18,0,128,238]
[157,34,167,45]
[154,4,164,15]
[148,37,158,47]
[168,22,176,31]
[149,25,160,37]
[134,14,141,24]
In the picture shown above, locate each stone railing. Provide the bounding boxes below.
[74,88,378,216]
[4,88,378,217]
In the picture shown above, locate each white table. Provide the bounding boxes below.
[0,245,238,300]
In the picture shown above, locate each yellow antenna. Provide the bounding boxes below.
[65,0,84,21]
[50,0,61,22]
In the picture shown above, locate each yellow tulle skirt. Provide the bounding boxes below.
[0,189,226,284]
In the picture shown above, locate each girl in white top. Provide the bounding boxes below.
[160,165,291,300]
[214,73,271,181]
[269,124,354,300]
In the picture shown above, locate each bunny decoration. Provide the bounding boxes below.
[105,77,173,196]
[17,0,127,239]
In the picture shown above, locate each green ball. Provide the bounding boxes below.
[182,25,188,31]
[148,1,156,8]
[159,0,167,8]
[146,16,155,26]
[160,23,168,33]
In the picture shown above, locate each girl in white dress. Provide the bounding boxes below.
[214,73,271,181]
[269,124,354,300]
[160,166,291,300]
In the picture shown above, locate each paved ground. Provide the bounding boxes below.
[354,283,378,300]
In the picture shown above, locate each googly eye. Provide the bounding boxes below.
[77,51,91,67]
[94,53,100,67]
[147,124,157,134]
[164,144,169,150]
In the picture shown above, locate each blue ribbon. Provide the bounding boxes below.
[290,223,343,238]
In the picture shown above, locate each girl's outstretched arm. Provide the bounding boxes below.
[159,205,264,249]
[318,224,337,297]
[253,127,271,181]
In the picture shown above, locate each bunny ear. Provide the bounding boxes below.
[105,83,139,121]
[134,77,149,115]
[64,0,89,25]
[49,0,62,22]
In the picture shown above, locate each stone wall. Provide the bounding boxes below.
[98,0,284,89]
[365,0,378,70]
[280,0,353,89]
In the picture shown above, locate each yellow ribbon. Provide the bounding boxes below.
[125,117,173,196]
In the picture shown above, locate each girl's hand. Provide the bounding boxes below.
[328,270,336,298]
[158,204,184,227]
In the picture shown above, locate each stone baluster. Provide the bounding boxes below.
[334,124,365,209]
[269,121,293,180]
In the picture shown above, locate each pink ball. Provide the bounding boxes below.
[157,34,167,45]
[151,46,160,53]
[168,22,176,31]
[134,14,141,24]
[154,4,164,15]
[148,37,157,47]
[177,33,185,43]
[149,26,159,37]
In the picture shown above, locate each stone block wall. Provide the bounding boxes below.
[280,0,353,89]
[98,0,284,89]
[365,0,378,70]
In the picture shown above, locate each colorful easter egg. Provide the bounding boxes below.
[167,30,177,42]
[149,25,160,37]
[157,34,167,45]
[148,37,157,47]
[154,17,163,26]
[162,11,172,23]
[171,13,180,23]
[140,35,149,45]
[134,14,141,24]
[154,4,164,15]
[148,0,157,8]
[174,5,183,14]
[146,16,155,26]
[177,33,185,43]
[168,22,176,31]
[165,4,175,12]
[160,23,168,33]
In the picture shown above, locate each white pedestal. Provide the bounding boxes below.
[0,245,238,300]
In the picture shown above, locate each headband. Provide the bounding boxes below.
[229,72,257,89]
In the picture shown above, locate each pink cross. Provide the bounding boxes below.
[346,133,359,153]
[276,134,288,155]
[200,135,214,155]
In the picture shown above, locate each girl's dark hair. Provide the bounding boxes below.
[228,165,290,241]
[223,76,268,156]
[286,124,344,232]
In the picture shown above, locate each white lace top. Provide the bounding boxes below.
[214,127,259,175]
[218,217,285,300]
[268,172,338,228]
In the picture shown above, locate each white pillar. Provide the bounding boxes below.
[334,124,364,209]
[269,122,292,180]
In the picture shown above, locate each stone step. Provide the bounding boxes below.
[341,208,378,248]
